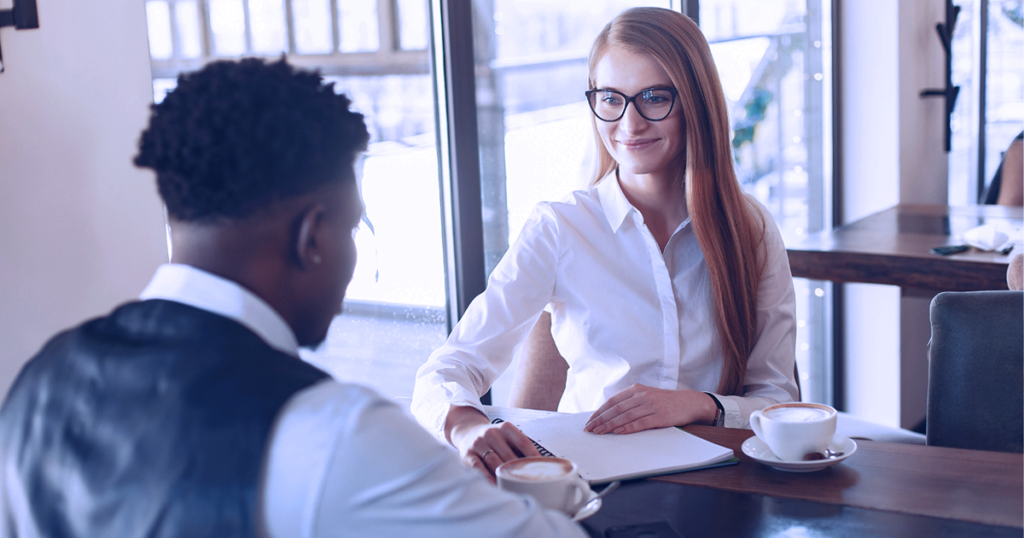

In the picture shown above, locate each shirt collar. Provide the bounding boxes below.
[596,171,693,236]
[596,172,635,233]
[139,263,300,357]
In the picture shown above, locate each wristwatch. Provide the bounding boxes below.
[704,392,726,427]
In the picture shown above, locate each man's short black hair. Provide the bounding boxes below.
[134,58,370,222]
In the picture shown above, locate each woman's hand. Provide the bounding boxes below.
[583,385,718,434]
[446,405,542,483]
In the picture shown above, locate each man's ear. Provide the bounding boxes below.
[293,203,328,271]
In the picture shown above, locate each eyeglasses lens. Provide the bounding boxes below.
[588,89,674,121]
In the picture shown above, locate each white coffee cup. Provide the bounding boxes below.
[749,403,837,462]
[496,457,592,515]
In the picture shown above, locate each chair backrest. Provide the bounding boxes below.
[927,290,1024,453]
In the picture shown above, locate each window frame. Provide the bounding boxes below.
[147,0,429,79]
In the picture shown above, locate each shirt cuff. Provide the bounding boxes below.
[710,393,746,429]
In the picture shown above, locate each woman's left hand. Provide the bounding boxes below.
[584,384,718,434]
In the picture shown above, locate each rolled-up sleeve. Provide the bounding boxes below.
[412,205,562,440]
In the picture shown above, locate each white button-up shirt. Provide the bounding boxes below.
[0,264,582,538]
[412,177,798,437]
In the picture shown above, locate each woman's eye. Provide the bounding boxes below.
[642,91,668,104]
[601,93,622,105]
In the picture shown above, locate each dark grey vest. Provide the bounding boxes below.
[0,299,328,537]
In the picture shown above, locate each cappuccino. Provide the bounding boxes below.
[499,459,574,482]
[749,403,838,462]
[764,405,831,423]
[497,457,591,514]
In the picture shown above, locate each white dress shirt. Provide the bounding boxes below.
[134,264,585,538]
[412,177,799,437]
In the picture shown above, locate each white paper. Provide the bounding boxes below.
[510,411,734,483]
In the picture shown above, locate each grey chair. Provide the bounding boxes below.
[927,290,1024,453]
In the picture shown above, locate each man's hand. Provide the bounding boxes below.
[446,405,542,482]
[583,384,718,435]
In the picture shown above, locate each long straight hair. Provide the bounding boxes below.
[587,8,766,396]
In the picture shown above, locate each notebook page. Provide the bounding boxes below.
[516,411,733,483]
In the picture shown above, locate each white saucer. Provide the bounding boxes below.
[572,490,602,521]
[742,434,857,472]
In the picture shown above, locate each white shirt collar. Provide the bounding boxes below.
[596,172,635,233]
[596,171,692,234]
[139,263,300,357]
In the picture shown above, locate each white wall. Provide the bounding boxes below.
[898,0,949,203]
[0,0,167,396]
[840,0,947,428]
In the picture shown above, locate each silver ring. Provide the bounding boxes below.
[480,449,495,459]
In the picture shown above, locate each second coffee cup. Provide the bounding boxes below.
[748,402,837,462]
[496,457,592,515]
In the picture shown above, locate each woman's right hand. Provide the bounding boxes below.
[446,405,542,483]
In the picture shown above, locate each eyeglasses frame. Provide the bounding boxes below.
[584,87,679,122]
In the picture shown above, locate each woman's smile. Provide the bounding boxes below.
[616,137,661,151]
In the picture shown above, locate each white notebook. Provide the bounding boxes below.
[489,410,735,484]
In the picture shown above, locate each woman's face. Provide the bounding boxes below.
[592,47,684,179]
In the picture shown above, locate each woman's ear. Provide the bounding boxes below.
[293,203,328,271]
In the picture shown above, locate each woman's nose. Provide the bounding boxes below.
[619,102,648,133]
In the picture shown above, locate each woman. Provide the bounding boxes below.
[412,7,798,478]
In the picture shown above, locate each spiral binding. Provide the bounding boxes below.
[490,418,555,457]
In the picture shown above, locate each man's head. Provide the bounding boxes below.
[134,58,370,348]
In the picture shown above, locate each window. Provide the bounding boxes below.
[949,0,1024,205]
[698,0,834,404]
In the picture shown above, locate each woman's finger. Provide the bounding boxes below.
[592,402,652,434]
[500,422,543,458]
[466,453,496,484]
[480,448,505,473]
[483,431,520,464]
[586,393,645,432]
[612,413,656,435]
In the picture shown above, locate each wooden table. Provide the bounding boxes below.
[786,204,1022,292]
[580,426,1023,537]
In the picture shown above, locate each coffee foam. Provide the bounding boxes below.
[764,405,831,422]
[501,460,573,481]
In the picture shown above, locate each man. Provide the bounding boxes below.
[0,58,585,537]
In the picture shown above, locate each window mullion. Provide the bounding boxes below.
[200,0,214,58]
[430,0,486,332]
[330,0,340,53]
[380,0,397,53]
[284,0,296,54]
[975,0,989,202]
[241,0,253,54]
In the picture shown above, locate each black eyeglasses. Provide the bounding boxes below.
[585,87,678,122]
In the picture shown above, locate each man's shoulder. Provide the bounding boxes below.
[285,379,398,420]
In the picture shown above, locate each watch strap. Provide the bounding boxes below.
[704,392,726,427]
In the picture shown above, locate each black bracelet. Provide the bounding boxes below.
[704,392,726,427]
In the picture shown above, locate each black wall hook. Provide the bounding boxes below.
[0,0,40,73]
[920,0,961,152]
